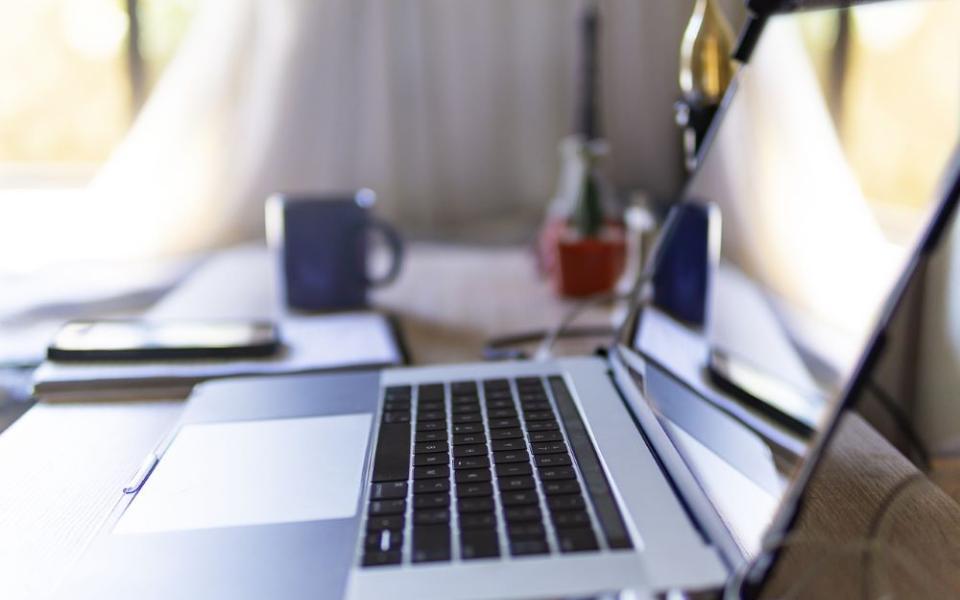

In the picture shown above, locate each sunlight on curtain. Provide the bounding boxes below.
[0,0,716,272]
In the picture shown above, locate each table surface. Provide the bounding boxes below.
[0,243,957,599]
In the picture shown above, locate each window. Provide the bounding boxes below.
[0,0,198,179]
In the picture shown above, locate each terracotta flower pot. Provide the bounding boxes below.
[553,226,626,297]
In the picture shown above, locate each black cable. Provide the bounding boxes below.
[482,326,615,361]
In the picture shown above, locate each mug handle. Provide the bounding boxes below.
[366,218,405,287]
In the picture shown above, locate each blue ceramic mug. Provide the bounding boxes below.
[266,190,404,311]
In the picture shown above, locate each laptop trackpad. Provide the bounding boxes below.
[114,413,372,535]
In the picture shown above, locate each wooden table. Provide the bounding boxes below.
[0,243,956,600]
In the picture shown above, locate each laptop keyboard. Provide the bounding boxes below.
[360,376,632,567]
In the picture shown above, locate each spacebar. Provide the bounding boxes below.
[371,423,411,482]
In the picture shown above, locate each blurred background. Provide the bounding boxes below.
[0,0,750,273]
[1,0,959,449]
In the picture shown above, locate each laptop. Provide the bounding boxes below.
[58,1,960,598]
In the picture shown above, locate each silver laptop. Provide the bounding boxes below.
[58,1,960,598]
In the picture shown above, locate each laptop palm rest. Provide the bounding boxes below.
[115,413,372,535]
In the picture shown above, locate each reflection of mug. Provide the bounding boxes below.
[266,190,404,311]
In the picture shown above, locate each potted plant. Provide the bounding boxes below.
[552,142,626,297]
[537,1,626,297]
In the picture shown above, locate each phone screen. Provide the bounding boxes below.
[49,320,280,361]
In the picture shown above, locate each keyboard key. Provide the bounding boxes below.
[542,480,582,496]
[413,509,450,526]
[531,442,567,455]
[385,385,412,400]
[451,403,480,415]
[522,411,555,422]
[452,433,485,445]
[418,400,445,412]
[491,439,526,452]
[547,495,585,511]
[507,522,545,539]
[500,490,539,506]
[535,454,572,468]
[413,465,449,480]
[362,550,402,566]
[453,423,483,434]
[538,466,576,480]
[416,431,447,443]
[412,525,451,562]
[370,482,408,500]
[498,476,535,492]
[527,421,560,433]
[452,413,482,424]
[369,499,406,516]
[496,462,532,477]
[451,381,478,395]
[384,399,411,411]
[456,482,493,498]
[457,497,495,513]
[485,399,514,410]
[459,512,497,529]
[413,493,450,509]
[417,421,446,432]
[418,383,444,401]
[488,408,517,419]
[383,412,411,424]
[414,479,450,495]
[482,378,510,390]
[503,506,542,523]
[365,530,404,552]
[528,431,563,443]
[417,410,446,422]
[366,515,404,531]
[414,441,447,454]
[510,539,549,556]
[453,456,490,470]
[493,450,529,464]
[371,423,411,483]
[452,444,487,458]
[557,528,599,553]
[413,453,449,467]
[455,469,492,484]
[490,428,524,440]
[551,510,591,528]
[461,530,500,559]
[519,401,552,411]
[489,418,521,429]
[525,421,559,432]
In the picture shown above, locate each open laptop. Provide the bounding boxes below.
[58,1,960,598]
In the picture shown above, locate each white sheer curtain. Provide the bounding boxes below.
[4,0,746,268]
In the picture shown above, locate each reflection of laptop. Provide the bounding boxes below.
[59,1,960,598]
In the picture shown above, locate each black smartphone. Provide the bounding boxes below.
[47,319,281,361]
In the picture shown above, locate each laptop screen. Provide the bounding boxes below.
[691,0,960,419]
[634,0,960,559]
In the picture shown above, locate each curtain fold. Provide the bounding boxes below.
[53,0,744,261]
